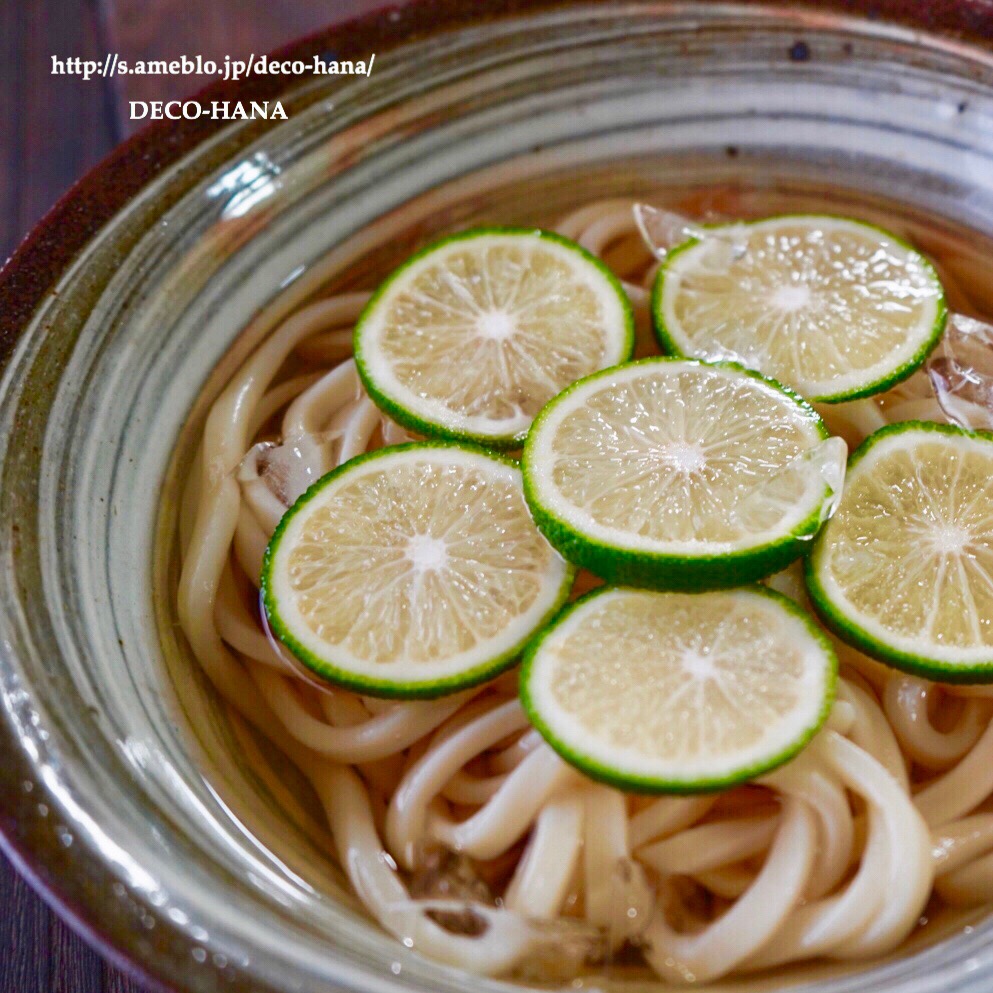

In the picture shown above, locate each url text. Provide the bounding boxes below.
[51,53,375,82]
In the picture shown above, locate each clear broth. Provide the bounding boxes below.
[172,172,993,991]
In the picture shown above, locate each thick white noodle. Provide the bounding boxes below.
[176,198,993,983]
[643,797,816,982]
[503,790,584,918]
[884,674,989,770]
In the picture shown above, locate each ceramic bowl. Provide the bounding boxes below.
[4,3,993,991]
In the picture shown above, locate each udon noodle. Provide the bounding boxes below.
[177,197,993,984]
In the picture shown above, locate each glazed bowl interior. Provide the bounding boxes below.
[6,3,993,992]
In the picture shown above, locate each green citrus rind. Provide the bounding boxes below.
[262,441,575,699]
[521,357,830,591]
[805,420,993,684]
[354,227,636,450]
[519,584,838,794]
[651,214,948,404]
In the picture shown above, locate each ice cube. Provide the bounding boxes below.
[926,314,993,431]
[632,203,747,262]
[238,433,332,507]
[731,437,848,537]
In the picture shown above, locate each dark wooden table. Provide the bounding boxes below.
[1,2,377,989]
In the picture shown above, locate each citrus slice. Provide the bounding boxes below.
[807,421,993,682]
[652,215,947,402]
[262,443,574,697]
[522,358,833,590]
[520,586,837,792]
[355,228,634,449]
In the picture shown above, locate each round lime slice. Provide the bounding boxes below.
[520,586,837,793]
[355,228,634,449]
[522,358,833,590]
[652,214,947,402]
[262,443,574,697]
[807,421,993,682]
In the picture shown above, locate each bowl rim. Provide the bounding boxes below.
[3,1,993,991]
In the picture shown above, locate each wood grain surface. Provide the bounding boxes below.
[0,2,380,989]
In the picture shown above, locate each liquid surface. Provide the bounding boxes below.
[168,172,993,991]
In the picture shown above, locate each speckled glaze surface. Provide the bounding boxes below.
[6,4,993,993]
